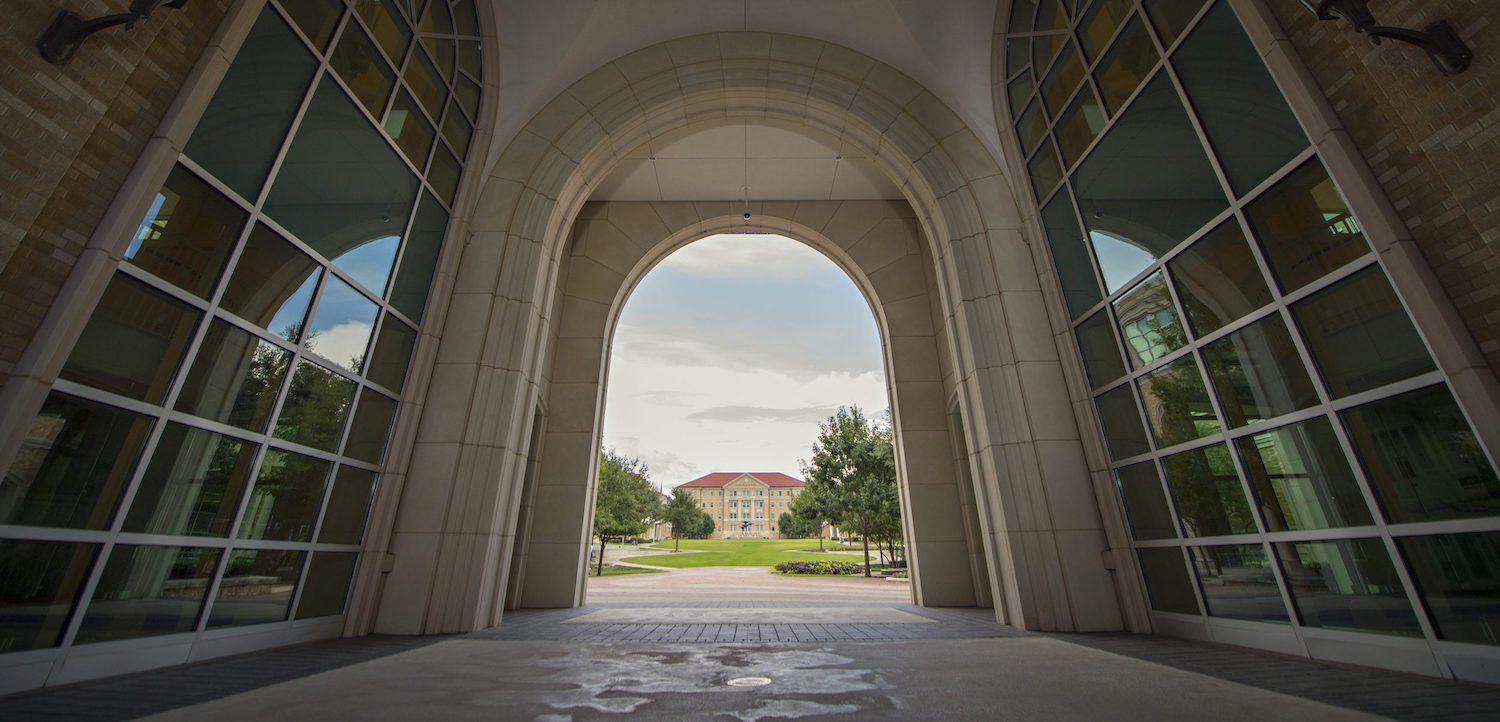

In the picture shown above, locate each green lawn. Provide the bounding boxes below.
[598,565,666,576]
[620,538,853,568]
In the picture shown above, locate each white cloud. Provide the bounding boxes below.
[658,233,832,281]
[306,321,372,371]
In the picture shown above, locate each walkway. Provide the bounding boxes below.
[4,568,1498,720]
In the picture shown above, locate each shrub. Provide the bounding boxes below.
[774,560,862,575]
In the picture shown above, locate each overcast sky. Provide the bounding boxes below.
[602,233,888,492]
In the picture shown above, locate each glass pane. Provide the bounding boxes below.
[175,321,289,432]
[1140,356,1221,448]
[221,224,321,343]
[1174,3,1307,196]
[1040,42,1085,118]
[1191,544,1288,622]
[331,22,397,117]
[1009,0,1039,32]
[2,392,153,530]
[1077,310,1126,388]
[453,2,480,36]
[1237,417,1372,532]
[354,0,412,62]
[1033,33,1067,73]
[456,41,480,81]
[264,79,421,268]
[1092,14,1159,116]
[295,552,359,619]
[1162,443,1254,536]
[1201,315,1318,428]
[1293,266,1435,398]
[1137,547,1199,614]
[331,235,400,297]
[306,275,379,372]
[404,51,447,121]
[75,545,220,644]
[421,0,454,33]
[1035,0,1068,31]
[207,549,306,628]
[1343,384,1500,524]
[1167,220,1272,337]
[454,74,481,120]
[366,314,418,391]
[281,0,342,51]
[125,165,246,299]
[1078,0,1132,63]
[1277,539,1422,636]
[1399,532,1500,646]
[385,87,436,168]
[274,361,356,452]
[1005,37,1029,76]
[1016,99,1047,155]
[319,466,378,544]
[1075,74,1226,293]
[1055,86,1106,168]
[1116,462,1176,539]
[184,10,316,201]
[428,142,461,205]
[388,191,449,321]
[239,449,333,542]
[61,274,199,403]
[1114,273,1186,369]
[1143,0,1208,48]
[1008,73,1035,120]
[344,391,398,464]
[1245,160,1368,293]
[1095,385,1151,459]
[124,423,259,537]
[0,540,97,651]
[422,36,456,81]
[441,100,473,158]
[1042,193,1102,319]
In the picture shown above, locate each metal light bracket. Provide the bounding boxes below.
[37,0,189,66]
[1315,0,1473,76]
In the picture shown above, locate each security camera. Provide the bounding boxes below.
[743,210,752,220]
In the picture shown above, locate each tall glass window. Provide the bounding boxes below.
[0,0,484,665]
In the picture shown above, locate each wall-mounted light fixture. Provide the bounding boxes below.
[37,0,189,66]
[1304,0,1472,76]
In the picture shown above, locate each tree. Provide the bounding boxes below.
[799,406,901,576]
[681,510,715,539]
[660,488,703,551]
[776,511,819,539]
[592,449,661,576]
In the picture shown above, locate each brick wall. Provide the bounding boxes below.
[1267,0,1500,377]
[0,0,230,385]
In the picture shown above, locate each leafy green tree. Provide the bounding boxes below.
[776,511,819,538]
[592,449,661,576]
[799,406,901,576]
[681,510,715,539]
[661,488,704,551]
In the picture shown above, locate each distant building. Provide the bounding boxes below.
[677,473,809,539]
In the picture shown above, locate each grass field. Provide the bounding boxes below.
[620,539,856,568]
[598,565,666,576]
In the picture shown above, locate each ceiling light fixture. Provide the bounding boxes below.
[1302,0,1472,76]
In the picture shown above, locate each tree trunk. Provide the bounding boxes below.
[674,533,680,552]
[596,537,607,576]
[862,530,872,577]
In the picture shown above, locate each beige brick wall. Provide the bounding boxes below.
[0,0,230,384]
[1266,0,1500,377]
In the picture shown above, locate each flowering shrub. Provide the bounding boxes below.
[774,560,862,575]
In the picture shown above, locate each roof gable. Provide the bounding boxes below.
[677,472,804,488]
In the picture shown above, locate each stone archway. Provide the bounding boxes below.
[362,32,1138,638]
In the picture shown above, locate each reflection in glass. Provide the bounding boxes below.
[220,224,321,343]
[1116,462,1176,540]
[319,466,378,544]
[442,101,473,158]
[306,276,379,372]
[1167,220,1271,337]
[1028,139,1064,203]
[1277,539,1421,636]
[1114,273,1186,369]
[274,361,356,452]
[1040,42,1085,118]
[296,552,360,619]
[1016,100,1047,155]
[61,274,199,404]
[1092,14,1159,115]
[1137,547,1199,613]
[175,320,289,432]
[421,0,454,34]
[1293,266,1435,398]
[1399,532,1500,646]
[1191,544,1288,622]
[404,51,447,120]
[331,22,397,117]
[344,391,398,464]
[125,423,258,537]
[354,0,412,62]
[1343,385,1500,524]
[1173,2,1307,196]
[1074,75,1227,293]
[366,314,418,391]
[429,143,461,205]
[124,165,247,299]
[385,88,436,168]
[0,540,97,651]
[1077,311,1126,388]
[264,79,420,267]
[453,3,480,37]
[1201,316,1318,427]
[457,40,481,80]
[1143,0,1208,48]
[1005,37,1029,76]
[388,191,449,321]
[184,11,316,201]
[422,36,456,81]
[1236,417,1371,532]
[282,0,342,51]
[331,235,400,295]
[1078,0,1132,63]
[1162,443,1254,537]
[207,549,306,628]
[239,449,333,542]
[1043,193,1102,319]
[1033,33,1066,75]
[1246,160,1367,293]
[75,545,220,644]
[1,392,153,530]
[1095,385,1152,459]
[1055,87,1106,168]
[454,74,481,121]
[1009,0,1040,31]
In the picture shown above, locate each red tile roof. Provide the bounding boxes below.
[677,472,804,488]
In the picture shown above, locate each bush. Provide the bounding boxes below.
[774,560,862,575]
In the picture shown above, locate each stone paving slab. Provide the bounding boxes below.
[561,606,935,624]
